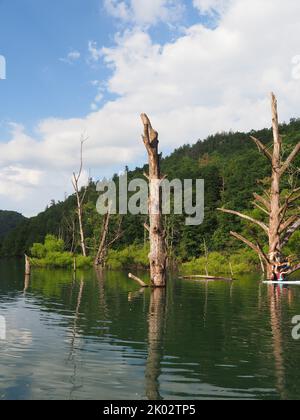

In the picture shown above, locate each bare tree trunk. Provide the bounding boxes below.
[94,215,123,268]
[203,239,209,277]
[141,114,167,288]
[95,213,110,267]
[218,93,300,279]
[25,254,31,276]
[72,137,88,257]
[77,199,86,257]
[268,94,283,276]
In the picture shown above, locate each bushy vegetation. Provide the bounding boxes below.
[30,235,92,268]
[107,244,149,270]
[182,249,259,275]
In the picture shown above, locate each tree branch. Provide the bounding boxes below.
[250,136,272,162]
[144,223,150,232]
[281,218,300,248]
[253,193,271,212]
[286,263,300,277]
[218,208,269,235]
[253,202,270,216]
[230,231,269,264]
[280,215,299,234]
[128,273,149,288]
[280,142,300,175]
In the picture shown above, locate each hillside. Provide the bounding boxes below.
[0,211,26,240]
[1,117,300,261]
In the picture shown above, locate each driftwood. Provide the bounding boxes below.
[182,275,233,281]
[128,273,149,288]
[218,93,300,279]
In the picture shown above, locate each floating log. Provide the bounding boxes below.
[181,275,233,281]
[128,273,149,288]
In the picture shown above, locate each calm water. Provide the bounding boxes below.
[0,260,300,400]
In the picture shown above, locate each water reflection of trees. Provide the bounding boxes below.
[268,285,294,400]
[19,270,300,400]
[145,288,166,400]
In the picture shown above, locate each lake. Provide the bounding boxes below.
[0,259,300,400]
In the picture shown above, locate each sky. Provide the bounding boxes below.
[0,0,300,216]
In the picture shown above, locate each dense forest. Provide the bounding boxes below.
[1,118,300,273]
[0,210,26,239]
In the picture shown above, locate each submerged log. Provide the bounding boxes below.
[128,273,149,288]
[182,275,233,281]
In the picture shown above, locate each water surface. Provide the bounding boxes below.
[1,260,300,400]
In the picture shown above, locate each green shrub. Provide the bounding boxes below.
[182,249,258,275]
[107,244,149,270]
[30,235,92,269]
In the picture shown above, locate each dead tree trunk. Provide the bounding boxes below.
[94,215,123,268]
[218,93,300,279]
[268,95,283,273]
[141,114,167,288]
[94,213,110,267]
[72,137,88,257]
[25,254,31,276]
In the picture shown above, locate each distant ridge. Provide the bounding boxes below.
[0,210,26,239]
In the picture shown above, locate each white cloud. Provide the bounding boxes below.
[90,80,105,110]
[104,0,184,27]
[193,0,229,15]
[60,50,81,64]
[88,41,103,63]
[1,0,300,216]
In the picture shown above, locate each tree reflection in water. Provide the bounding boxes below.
[145,288,166,401]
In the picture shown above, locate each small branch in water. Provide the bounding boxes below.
[128,273,149,288]
[182,275,233,281]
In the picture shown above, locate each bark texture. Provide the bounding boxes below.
[141,114,167,287]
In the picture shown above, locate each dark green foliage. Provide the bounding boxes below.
[0,210,26,239]
[1,118,300,267]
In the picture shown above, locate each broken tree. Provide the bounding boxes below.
[72,137,88,257]
[218,93,300,279]
[129,114,167,288]
[142,114,167,288]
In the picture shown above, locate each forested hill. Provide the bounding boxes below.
[0,211,26,239]
[1,117,300,260]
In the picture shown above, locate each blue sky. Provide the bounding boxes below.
[0,0,299,216]
[0,0,115,136]
[0,0,207,138]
